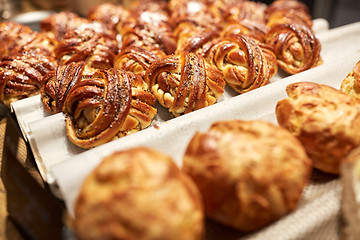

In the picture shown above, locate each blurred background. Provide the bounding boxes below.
[0,0,360,28]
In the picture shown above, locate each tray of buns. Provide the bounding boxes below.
[2,0,360,239]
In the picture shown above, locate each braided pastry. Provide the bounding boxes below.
[55,24,119,69]
[225,0,267,24]
[175,26,219,55]
[340,60,360,102]
[114,46,166,79]
[0,49,57,106]
[41,62,96,114]
[198,35,277,94]
[266,10,313,29]
[40,11,89,41]
[266,23,322,75]
[145,52,225,117]
[119,0,176,55]
[87,3,130,31]
[265,0,311,27]
[0,22,36,60]
[221,19,269,43]
[64,67,156,148]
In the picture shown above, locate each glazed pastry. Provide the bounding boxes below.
[225,0,267,24]
[221,19,269,43]
[175,26,219,55]
[340,60,360,102]
[0,49,57,106]
[340,146,360,240]
[75,147,204,240]
[144,52,225,117]
[40,11,89,41]
[119,0,176,55]
[0,22,35,60]
[87,3,130,31]
[114,46,166,79]
[55,23,119,69]
[182,120,311,232]
[266,10,313,29]
[266,23,322,75]
[276,82,360,174]
[265,0,312,28]
[60,64,156,148]
[198,35,277,94]
[41,62,96,114]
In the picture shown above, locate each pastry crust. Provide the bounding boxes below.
[182,120,311,232]
[75,147,204,240]
[276,82,360,174]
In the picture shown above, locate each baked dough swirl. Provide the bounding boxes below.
[114,46,166,79]
[55,24,119,69]
[145,52,225,117]
[42,61,157,148]
[266,23,322,75]
[64,68,132,148]
[198,35,277,94]
[0,49,57,106]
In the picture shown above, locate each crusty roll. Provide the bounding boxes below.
[145,52,225,117]
[198,35,277,94]
[266,23,322,75]
[276,82,360,174]
[340,60,360,102]
[55,23,119,69]
[182,120,311,232]
[114,46,166,79]
[0,49,57,107]
[75,147,204,240]
[340,146,360,240]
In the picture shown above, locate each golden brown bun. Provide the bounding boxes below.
[276,82,360,174]
[75,147,204,240]
[182,120,311,232]
[340,146,360,240]
[340,60,360,102]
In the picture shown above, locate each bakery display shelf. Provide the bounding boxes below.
[8,20,360,239]
[10,21,358,186]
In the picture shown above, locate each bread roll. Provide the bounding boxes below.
[276,82,360,174]
[340,60,360,102]
[75,147,204,240]
[182,120,311,232]
[341,146,360,240]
